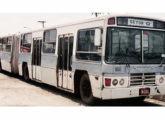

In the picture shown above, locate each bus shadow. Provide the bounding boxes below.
[1,71,162,106]
[95,99,161,106]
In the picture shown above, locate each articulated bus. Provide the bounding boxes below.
[1,15,165,105]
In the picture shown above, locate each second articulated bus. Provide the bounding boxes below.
[0,15,165,105]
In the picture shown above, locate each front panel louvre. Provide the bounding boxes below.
[130,73,156,86]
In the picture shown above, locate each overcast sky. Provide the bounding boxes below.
[1,13,165,36]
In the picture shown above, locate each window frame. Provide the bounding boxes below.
[0,38,3,52]
[105,27,143,64]
[105,26,165,65]
[6,36,12,52]
[42,29,57,55]
[0,37,12,53]
[20,33,32,53]
[76,27,103,62]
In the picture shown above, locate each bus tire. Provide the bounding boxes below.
[80,74,96,105]
[23,64,29,81]
[130,96,146,103]
[0,61,2,72]
[135,96,146,101]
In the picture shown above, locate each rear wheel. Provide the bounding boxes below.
[80,74,96,105]
[23,64,29,81]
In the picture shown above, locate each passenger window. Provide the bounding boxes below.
[6,36,12,52]
[0,38,3,51]
[76,28,102,61]
[20,33,32,53]
[0,37,12,52]
[43,29,57,54]
[1,38,7,51]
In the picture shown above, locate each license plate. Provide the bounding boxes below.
[139,88,150,95]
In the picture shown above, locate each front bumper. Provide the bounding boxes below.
[101,85,165,100]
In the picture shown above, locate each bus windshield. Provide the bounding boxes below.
[105,27,165,64]
[143,30,165,63]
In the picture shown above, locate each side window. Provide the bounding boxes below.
[0,37,12,52]
[0,38,3,51]
[2,38,7,51]
[76,28,102,61]
[21,33,32,53]
[6,36,12,52]
[43,29,57,54]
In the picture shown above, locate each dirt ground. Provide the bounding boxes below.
[0,72,164,106]
[0,72,83,106]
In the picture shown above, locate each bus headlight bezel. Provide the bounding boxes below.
[119,79,125,86]
[112,79,118,86]
[159,77,164,84]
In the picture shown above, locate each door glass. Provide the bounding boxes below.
[64,37,68,70]
[69,37,73,71]
[58,37,63,69]
[32,39,42,66]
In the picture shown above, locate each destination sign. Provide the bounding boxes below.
[117,17,165,29]
[128,18,153,28]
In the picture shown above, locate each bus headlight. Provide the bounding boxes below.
[112,79,118,86]
[159,77,164,84]
[119,79,125,86]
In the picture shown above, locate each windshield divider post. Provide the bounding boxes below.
[142,30,144,63]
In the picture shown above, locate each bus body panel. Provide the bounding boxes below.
[101,85,165,100]
[41,55,57,69]
[41,67,57,86]
[1,52,11,72]
[18,53,32,76]
[40,55,57,86]
[55,19,105,91]
[1,15,165,102]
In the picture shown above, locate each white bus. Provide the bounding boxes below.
[1,14,165,105]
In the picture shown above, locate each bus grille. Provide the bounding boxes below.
[130,73,156,86]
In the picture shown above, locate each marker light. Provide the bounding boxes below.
[119,79,125,86]
[108,17,115,25]
[159,77,164,84]
[105,78,111,86]
[112,79,118,86]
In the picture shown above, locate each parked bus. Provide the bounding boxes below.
[1,15,165,105]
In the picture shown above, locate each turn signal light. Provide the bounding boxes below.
[105,78,111,86]
[108,17,115,25]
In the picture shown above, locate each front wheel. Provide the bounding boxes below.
[129,96,146,103]
[135,96,146,101]
[23,64,30,81]
[0,62,2,72]
[80,74,96,105]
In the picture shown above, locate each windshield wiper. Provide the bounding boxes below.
[159,55,165,67]
[116,52,130,67]
[129,51,141,63]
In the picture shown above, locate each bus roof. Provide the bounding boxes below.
[1,14,165,37]
[19,14,165,34]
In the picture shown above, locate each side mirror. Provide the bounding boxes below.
[94,29,101,46]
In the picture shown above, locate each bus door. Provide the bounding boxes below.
[32,37,42,80]
[57,34,74,90]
